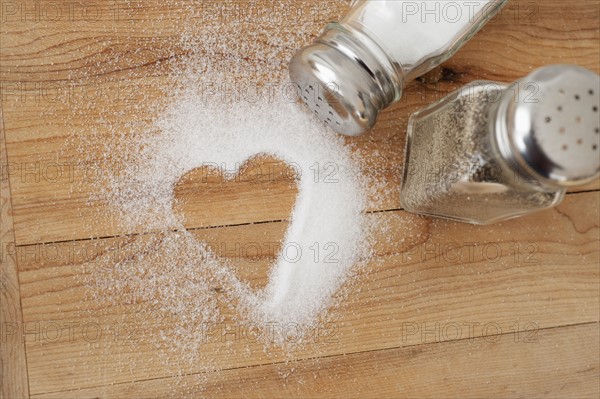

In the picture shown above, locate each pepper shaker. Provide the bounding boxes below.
[400,65,600,224]
[289,0,508,136]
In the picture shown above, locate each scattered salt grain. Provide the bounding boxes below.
[78,0,382,353]
[105,72,372,330]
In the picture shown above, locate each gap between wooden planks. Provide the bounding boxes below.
[30,322,600,399]
[1,0,599,397]
[16,191,600,396]
[1,0,599,246]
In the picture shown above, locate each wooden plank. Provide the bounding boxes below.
[1,98,29,398]
[17,191,599,395]
[31,322,600,399]
[0,0,598,245]
[2,1,599,397]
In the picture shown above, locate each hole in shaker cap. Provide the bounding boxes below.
[575,94,580,100]
[545,116,551,123]
[577,138,583,145]
[557,106,563,112]
[590,89,595,95]
[559,127,566,134]
[576,116,582,123]
[593,144,598,151]
[562,144,568,151]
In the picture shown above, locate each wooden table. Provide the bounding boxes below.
[1,1,599,397]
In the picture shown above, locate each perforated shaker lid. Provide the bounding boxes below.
[500,65,600,187]
[288,23,402,136]
[289,41,382,136]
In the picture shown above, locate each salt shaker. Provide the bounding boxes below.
[289,0,508,136]
[400,65,600,225]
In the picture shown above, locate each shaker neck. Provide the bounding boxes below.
[322,22,406,107]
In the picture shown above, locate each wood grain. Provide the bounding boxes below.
[32,322,600,399]
[0,0,599,397]
[1,97,29,398]
[1,0,598,245]
[17,192,600,395]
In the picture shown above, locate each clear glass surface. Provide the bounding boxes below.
[400,81,565,225]
[342,0,508,80]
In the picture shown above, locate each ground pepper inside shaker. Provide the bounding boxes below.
[400,65,600,225]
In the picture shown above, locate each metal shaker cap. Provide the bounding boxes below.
[497,65,600,187]
[289,23,402,136]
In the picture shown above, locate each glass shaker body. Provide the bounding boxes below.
[401,65,600,224]
[342,0,507,81]
[289,0,508,136]
[401,81,564,224]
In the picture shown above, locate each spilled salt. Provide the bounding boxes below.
[74,1,394,368]
[106,71,371,329]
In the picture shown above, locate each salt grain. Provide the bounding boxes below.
[82,0,376,350]
[106,71,372,330]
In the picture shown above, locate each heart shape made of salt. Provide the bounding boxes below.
[118,97,369,329]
